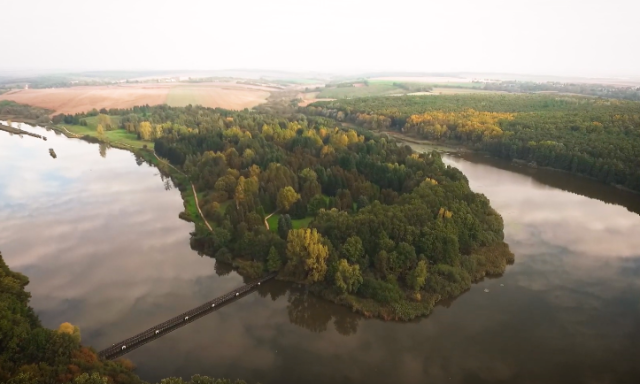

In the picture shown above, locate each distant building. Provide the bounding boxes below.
[24,84,29,89]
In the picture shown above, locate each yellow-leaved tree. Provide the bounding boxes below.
[96,124,105,138]
[335,259,363,294]
[276,186,300,212]
[98,114,112,130]
[138,121,152,140]
[58,322,81,342]
[284,228,329,283]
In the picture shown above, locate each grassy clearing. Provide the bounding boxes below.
[317,84,404,99]
[60,115,153,149]
[62,124,152,149]
[267,213,314,232]
[182,192,201,223]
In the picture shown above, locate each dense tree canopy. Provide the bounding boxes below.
[307,94,640,192]
[117,104,516,319]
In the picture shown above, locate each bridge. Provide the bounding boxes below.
[98,272,277,360]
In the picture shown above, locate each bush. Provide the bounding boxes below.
[358,277,404,303]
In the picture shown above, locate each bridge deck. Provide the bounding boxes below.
[97,272,277,360]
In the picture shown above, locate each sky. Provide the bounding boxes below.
[2,0,640,78]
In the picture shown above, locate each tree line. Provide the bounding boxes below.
[306,94,640,192]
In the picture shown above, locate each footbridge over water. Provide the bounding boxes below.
[98,272,277,360]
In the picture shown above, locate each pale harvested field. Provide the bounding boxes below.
[166,83,270,109]
[0,82,271,114]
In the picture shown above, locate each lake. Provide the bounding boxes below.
[2,123,639,384]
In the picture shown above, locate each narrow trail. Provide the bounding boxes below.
[191,183,214,233]
[58,125,82,138]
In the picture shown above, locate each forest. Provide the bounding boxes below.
[86,104,512,320]
[45,106,513,320]
[481,80,640,101]
[46,104,514,319]
[0,252,251,384]
[306,94,640,192]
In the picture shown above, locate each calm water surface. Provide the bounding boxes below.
[1,124,640,384]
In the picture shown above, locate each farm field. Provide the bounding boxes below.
[0,82,272,114]
[424,87,504,95]
[165,84,270,109]
[317,83,405,99]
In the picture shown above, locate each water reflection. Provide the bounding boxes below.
[2,125,640,384]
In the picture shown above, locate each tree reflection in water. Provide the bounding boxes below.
[256,283,362,336]
[98,143,108,158]
[213,261,233,276]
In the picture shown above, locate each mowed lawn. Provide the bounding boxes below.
[267,213,314,232]
[61,115,153,149]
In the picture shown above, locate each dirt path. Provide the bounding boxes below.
[191,183,213,233]
[58,126,82,138]
[264,210,278,230]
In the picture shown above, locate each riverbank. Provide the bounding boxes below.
[382,131,467,153]
[0,123,47,140]
[389,130,640,195]
[313,242,514,321]
[8,118,214,234]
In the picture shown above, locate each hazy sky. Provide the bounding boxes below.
[3,0,639,77]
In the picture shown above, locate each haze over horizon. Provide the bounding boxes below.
[3,0,640,78]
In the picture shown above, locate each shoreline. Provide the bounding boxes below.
[0,123,47,140]
[385,129,640,195]
[8,118,215,232]
[10,117,515,322]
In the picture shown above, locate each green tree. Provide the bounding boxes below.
[276,186,301,212]
[267,246,282,272]
[357,196,369,210]
[307,195,327,216]
[284,228,329,283]
[341,236,364,264]
[72,373,108,384]
[334,259,363,294]
[277,214,292,240]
